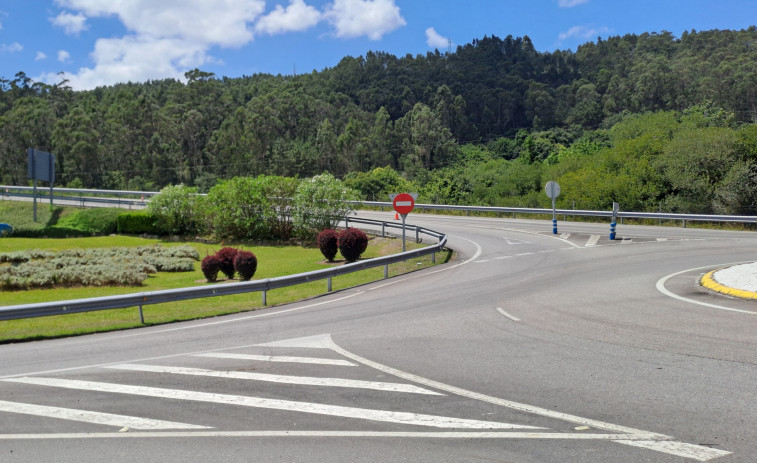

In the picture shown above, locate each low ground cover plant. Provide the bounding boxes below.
[0,244,198,290]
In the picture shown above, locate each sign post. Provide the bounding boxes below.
[27,149,56,222]
[391,193,416,252]
[545,181,561,234]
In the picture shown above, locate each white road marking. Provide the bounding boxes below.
[192,353,356,366]
[496,308,520,322]
[621,238,633,244]
[656,264,757,315]
[104,364,442,395]
[494,256,513,260]
[515,253,533,257]
[3,377,543,430]
[0,431,666,440]
[314,334,730,461]
[657,238,668,242]
[475,260,490,263]
[502,238,530,245]
[560,233,571,239]
[0,400,208,430]
[614,440,732,462]
[585,235,600,247]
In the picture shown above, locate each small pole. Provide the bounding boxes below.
[384,264,389,279]
[610,202,619,240]
[552,195,557,235]
[138,305,145,324]
[262,291,267,306]
[401,214,407,252]
[432,251,436,264]
[327,277,332,292]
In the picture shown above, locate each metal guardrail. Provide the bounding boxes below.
[3,185,756,225]
[0,218,446,321]
[356,201,757,225]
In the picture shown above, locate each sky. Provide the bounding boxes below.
[1,0,757,91]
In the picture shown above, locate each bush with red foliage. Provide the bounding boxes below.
[316,229,339,262]
[215,247,238,279]
[201,254,221,282]
[234,250,258,281]
[337,228,368,262]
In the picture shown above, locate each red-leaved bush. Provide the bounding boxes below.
[215,247,238,279]
[337,228,368,262]
[316,229,339,262]
[201,255,221,282]
[234,250,258,281]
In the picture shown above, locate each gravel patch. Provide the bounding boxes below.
[713,263,757,292]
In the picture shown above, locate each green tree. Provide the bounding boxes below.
[292,173,360,236]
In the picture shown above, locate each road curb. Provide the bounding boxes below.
[700,268,757,300]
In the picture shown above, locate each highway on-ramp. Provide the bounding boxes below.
[1,212,755,462]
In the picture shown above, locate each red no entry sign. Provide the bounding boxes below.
[392,193,415,215]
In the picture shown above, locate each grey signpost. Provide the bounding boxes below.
[27,149,56,222]
[390,193,416,252]
[545,180,561,234]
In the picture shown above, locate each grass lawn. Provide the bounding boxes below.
[0,233,451,343]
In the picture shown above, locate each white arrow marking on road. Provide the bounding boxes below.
[4,377,543,430]
[0,400,208,430]
[104,364,443,395]
[192,353,356,366]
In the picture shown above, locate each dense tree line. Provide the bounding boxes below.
[3,28,757,214]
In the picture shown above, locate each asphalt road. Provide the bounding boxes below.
[1,212,756,462]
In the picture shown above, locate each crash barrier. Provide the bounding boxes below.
[0,218,446,322]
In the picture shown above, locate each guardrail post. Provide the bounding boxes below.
[432,251,436,264]
[327,277,332,292]
[382,222,385,237]
[138,305,145,324]
[682,220,687,228]
[262,291,267,306]
[384,264,389,279]
[415,227,420,243]
[345,217,350,229]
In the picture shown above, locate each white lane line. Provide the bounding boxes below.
[319,334,730,461]
[3,377,543,430]
[657,238,668,242]
[614,440,731,462]
[0,400,208,430]
[496,308,520,322]
[494,256,513,260]
[585,235,600,247]
[515,253,533,257]
[319,335,667,437]
[104,364,443,396]
[192,353,356,366]
[475,260,490,263]
[366,234,483,291]
[656,264,757,315]
[502,238,530,245]
[0,431,662,440]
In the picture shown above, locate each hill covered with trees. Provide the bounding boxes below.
[2,28,757,214]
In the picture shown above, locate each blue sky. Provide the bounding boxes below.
[1,0,756,90]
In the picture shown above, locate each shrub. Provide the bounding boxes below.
[201,255,221,282]
[50,208,122,235]
[148,184,201,235]
[337,228,368,262]
[234,251,258,281]
[316,229,339,262]
[117,211,164,235]
[215,247,238,279]
[292,173,360,237]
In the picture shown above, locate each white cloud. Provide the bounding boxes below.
[36,51,48,61]
[49,0,267,89]
[558,0,589,7]
[0,42,23,53]
[425,27,448,49]
[325,0,406,40]
[558,25,610,43]
[58,50,71,63]
[50,11,88,35]
[256,0,321,35]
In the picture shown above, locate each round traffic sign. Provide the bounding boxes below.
[545,181,561,199]
[392,193,415,215]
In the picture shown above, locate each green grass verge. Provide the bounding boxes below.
[0,233,451,343]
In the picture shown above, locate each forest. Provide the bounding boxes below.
[2,28,757,214]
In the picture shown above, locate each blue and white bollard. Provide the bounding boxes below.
[609,222,616,240]
[552,219,558,235]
